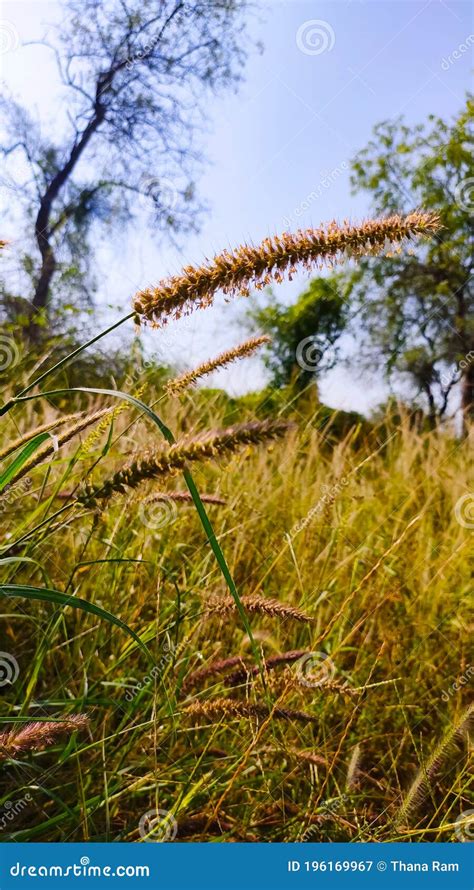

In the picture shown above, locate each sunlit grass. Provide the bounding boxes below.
[0,379,471,842]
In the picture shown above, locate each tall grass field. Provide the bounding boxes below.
[0,216,472,843]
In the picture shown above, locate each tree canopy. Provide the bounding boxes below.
[248,274,350,390]
[0,0,252,331]
[349,95,473,424]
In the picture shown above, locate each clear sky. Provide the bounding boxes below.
[1,0,472,411]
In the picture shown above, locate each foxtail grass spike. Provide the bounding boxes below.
[184,649,309,690]
[166,336,270,395]
[205,593,312,624]
[185,697,319,725]
[0,412,85,464]
[133,213,439,327]
[7,408,112,487]
[0,716,88,759]
[395,703,474,825]
[78,419,292,506]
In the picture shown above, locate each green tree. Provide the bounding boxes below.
[248,274,350,389]
[350,95,474,426]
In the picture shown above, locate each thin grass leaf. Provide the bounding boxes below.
[0,432,51,491]
[0,584,151,660]
[12,388,263,674]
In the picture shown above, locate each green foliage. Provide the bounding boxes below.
[248,274,351,389]
[350,94,474,421]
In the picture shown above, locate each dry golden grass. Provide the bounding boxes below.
[0,383,471,842]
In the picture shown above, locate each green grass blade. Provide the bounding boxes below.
[0,583,152,661]
[15,387,174,443]
[0,432,51,491]
[8,388,261,670]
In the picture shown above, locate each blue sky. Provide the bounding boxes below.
[1,0,472,411]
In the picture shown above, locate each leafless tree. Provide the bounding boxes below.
[0,0,253,331]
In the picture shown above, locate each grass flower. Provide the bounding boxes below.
[185,697,319,725]
[6,408,112,487]
[78,419,292,505]
[166,336,270,395]
[396,702,474,824]
[183,649,310,690]
[0,716,88,759]
[0,412,85,464]
[133,213,439,327]
[204,593,312,624]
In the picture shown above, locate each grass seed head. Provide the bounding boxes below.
[0,715,88,759]
[133,213,439,327]
[166,335,270,395]
[204,593,312,624]
[78,419,292,506]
